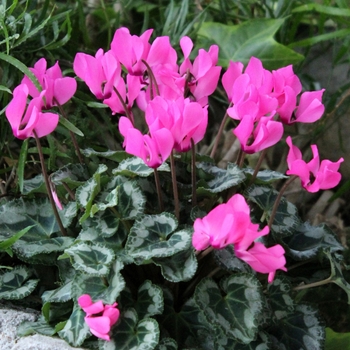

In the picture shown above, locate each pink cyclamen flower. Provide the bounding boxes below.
[78,294,120,341]
[146,96,208,152]
[119,117,174,168]
[21,58,77,108]
[179,36,221,106]
[192,194,286,282]
[73,49,121,100]
[5,84,59,140]
[286,136,343,193]
[233,115,284,154]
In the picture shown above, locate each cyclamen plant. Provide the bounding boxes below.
[0,26,347,350]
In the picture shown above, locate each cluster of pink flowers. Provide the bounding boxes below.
[222,57,325,154]
[5,58,77,140]
[73,27,219,168]
[78,294,120,341]
[192,194,287,283]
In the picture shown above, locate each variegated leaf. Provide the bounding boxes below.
[64,241,115,276]
[0,266,39,300]
[114,156,170,177]
[125,213,191,261]
[103,309,160,350]
[58,303,90,347]
[194,275,264,344]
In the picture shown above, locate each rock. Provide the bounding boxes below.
[0,305,87,350]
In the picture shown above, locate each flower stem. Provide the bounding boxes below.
[210,105,232,159]
[34,132,66,236]
[268,175,297,229]
[142,59,160,99]
[54,99,84,164]
[191,139,197,207]
[249,148,268,185]
[293,276,332,291]
[112,87,133,123]
[154,168,164,212]
[170,151,180,221]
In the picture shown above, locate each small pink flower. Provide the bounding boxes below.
[5,84,59,140]
[286,136,343,193]
[233,115,284,154]
[21,58,77,108]
[192,194,286,282]
[119,117,174,168]
[73,49,121,100]
[293,89,325,124]
[78,294,120,341]
[146,96,208,152]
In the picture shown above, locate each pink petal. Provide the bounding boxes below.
[54,77,77,105]
[85,316,111,334]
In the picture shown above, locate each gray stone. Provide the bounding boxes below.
[0,306,86,350]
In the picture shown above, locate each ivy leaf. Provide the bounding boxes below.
[245,185,301,237]
[197,20,303,70]
[125,213,191,261]
[135,280,164,319]
[213,245,252,273]
[153,248,198,282]
[81,148,131,163]
[267,276,294,320]
[41,280,73,303]
[0,197,70,236]
[64,241,115,277]
[58,303,90,347]
[155,338,178,350]
[243,168,288,184]
[71,259,125,305]
[194,275,264,344]
[197,162,245,194]
[269,304,325,350]
[76,164,108,223]
[114,156,170,177]
[283,222,344,260]
[102,309,160,350]
[0,266,39,300]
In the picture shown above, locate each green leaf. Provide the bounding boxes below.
[283,222,344,260]
[50,163,90,186]
[114,157,170,177]
[58,304,90,347]
[18,139,29,193]
[213,245,252,273]
[245,185,301,237]
[269,304,325,349]
[325,328,350,350]
[135,280,164,319]
[194,275,264,344]
[76,164,108,223]
[17,317,56,337]
[0,266,39,300]
[82,148,131,163]
[243,168,288,184]
[13,236,74,260]
[267,276,294,320]
[116,179,146,220]
[0,225,34,251]
[153,248,198,282]
[0,197,70,237]
[197,162,245,194]
[0,52,41,91]
[155,338,178,350]
[41,280,73,303]
[71,259,125,304]
[125,213,192,261]
[65,241,115,276]
[197,20,304,70]
[103,309,160,350]
[292,3,350,16]
[22,174,46,195]
[58,115,84,137]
